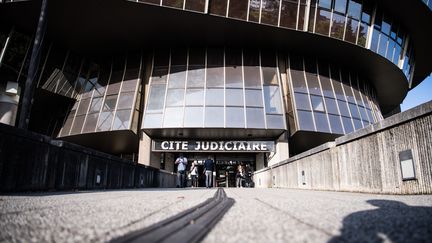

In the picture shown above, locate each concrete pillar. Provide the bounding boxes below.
[268,132,289,166]
[138,131,159,167]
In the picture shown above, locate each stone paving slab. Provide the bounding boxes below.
[2,188,432,243]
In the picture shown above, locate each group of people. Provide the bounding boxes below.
[175,154,214,188]
[235,163,253,188]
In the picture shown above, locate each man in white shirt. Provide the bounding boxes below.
[175,153,188,188]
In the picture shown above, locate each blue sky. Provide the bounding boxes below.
[401,75,432,111]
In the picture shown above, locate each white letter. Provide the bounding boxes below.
[161,141,169,150]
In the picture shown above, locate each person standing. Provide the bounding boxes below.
[175,153,188,188]
[203,156,214,188]
[190,161,198,188]
[236,164,245,188]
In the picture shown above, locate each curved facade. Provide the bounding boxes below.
[0,0,431,176]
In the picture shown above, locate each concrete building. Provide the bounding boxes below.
[0,0,431,187]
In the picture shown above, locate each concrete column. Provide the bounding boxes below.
[268,132,289,166]
[138,131,153,166]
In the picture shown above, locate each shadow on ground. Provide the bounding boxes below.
[329,199,432,242]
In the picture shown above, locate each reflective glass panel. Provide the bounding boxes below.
[348,103,360,118]
[325,97,339,115]
[264,86,283,114]
[112,109,131,130]
[147,85,166,113]
[245,89,263,107]
[205,107,224,127]
[60,117,73,136]
[304,58,321,95]
[226,107,245,128]
[337,100,350,117]
[226,48,243,88]
[328,114,344,134]
[103,95,118,111]
[249,0,261,22]
[83,113,98,133]
[184,107,204,127]
[262,67,278,85]
[298,4,306,29]
[316,9,331,35]
[77,98,90,115]
[290,55,308,93]
[261,0,280,26]
[357,22,367,47]
[89,97,103,113]
[70,115,85,135]
[163,107,184,127]
[243,49,261,88]
[143,113,163,128]
[185,0,205,12]
[353,118,362,130]
[331,13,345,40]
[97,111,113,131]
[166,89,185,107]
[226,89,244,106]
[187,68,205,88]
[280,0,298,29]
[163,0,183,8]
[294,92,311,110]
[228,0,249,20]
[298,110,314,131]
[209,0,227,16]
[347,0,361,19]
[311,95,325,112]
[206,88,224,106]
[117,92,135,110]
[341,116,354,133]
[318,0,331,9]
[246,107,265,128]
[345,18,359,43]
[185,88,204,106]
[334,0,347,14]
[314,112,330,133]
[266,114,285,129]
[206,67,224,88]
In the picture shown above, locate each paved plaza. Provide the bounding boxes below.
[1,188,432,242]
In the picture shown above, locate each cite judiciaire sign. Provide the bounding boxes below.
[152,140,275,152]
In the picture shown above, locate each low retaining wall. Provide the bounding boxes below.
[255,101,432,194]
[0,124,177,192]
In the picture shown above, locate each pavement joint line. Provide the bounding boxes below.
[110,188,234,243]
[254,198,335,237]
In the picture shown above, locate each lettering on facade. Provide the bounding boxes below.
[153,140,274,152]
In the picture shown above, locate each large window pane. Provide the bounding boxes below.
[226,107,245,127]
[89,97,103,113]
[245,89,264,107]
[266,114,285,129]
[209,0,227,16]
[152,50,169,84]
[103,95,118,111]
[246,108,265,128]
[185,88,204,106]
[325,97,339,115]
[290,55,307,93]
[112,109,131,130]
[187,48,205,88]
[261,0,280,26]
[331,13,346,40]
[264,86,283,114]
[147,84,166,112]
[83,113,98,133]
[337,100,350,116]
[117,92,136,110]
[77,98,90,115]
[328,114,344,134]
[163,107,183,127]
[184,107,204,127]
[228,0,248,20]
[97,111,113,131]
[249,0,261,22]
[70,115,85,135]
[206,67,224,88]
[298,110,314,131]
[314,112,330,133]
[347,0,361,19]
[226,48,243,88]
[294,92,311,110]
[316,9,331,35]
[345,18,359,43]
[348,103,360,118]
[318,61,335,98]
[357,22,368,47]
[280,0,298,29]
[143,113,163,128]
[341,116,354,134]
[185,0,205,12]
[243,49,261,88]
[353,118,363,130]
[206,88,224,106]
[169,48,187,89]
[166,89,185,107]
[163,0,183,8]
[318,0,331,9]
[305,57,321,95]
[334,0,347,14]
[205,107,224,127]
[226,89,244,106]
[311,95,325,112]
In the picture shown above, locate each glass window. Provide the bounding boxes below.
[341,116,353,134]
[163,107,184,127]
[325,97,339,115]
[304,58,321,95]
[166,89,185,107]
[245,89,264,107]
[280,0,298,29]
[328,114,344,134]
[261,0,280,26]
[70,115,85,135]
[337,100,350,117]
[298,4,306,30]
[205,107,224,127]
[206,88,224,106]
[290,55,308,93]
[366,109,374,123]
[246,107,265,128]
[83,113,98,133]
[117,92,136,110]
[311,95,325,112]
[122,79,138,93]
[345,18,359,44]
[77,98,90,115]
[163,0,183,8]
[226,107,245,127]
[262,67,279,85]
[143,113,163,128]
[185,88,204,106]
[359,106,368,122]
[314,112,330,133]
[316,9,331,35]
[266,114,285,129]
[206,67,224,88]
[334,0,347,14]
[357,22,367,47]
[112,109,131,130]
[264,86,283,114]
[361,0,372,24]
[243,49,261,88]
[147,84,166,113]
[89,97,103,113]
[226,88,244,106]
[331,68,345,101]
[370,29,380,52]
[298,110,314,131]
[209,0,227,16]
[294,92,311,110]
[187,48,205,88]
[378,35,388,57]
[249,0,261,22]
[103,95,118,111]
[228,0,249,20]
[226,48,243,88]
[348,103,360,118]
[347,0,361,19]
[184,107,204,127]
[331,13,345,40]
[106,82,121,95]
[353,118,362,130]
[381,17,391,35]
[169,48,187,89]
[318,0,331,9]
[386,40,396,61]
[185,0,205,12]
[97,111,113,131]
[318,61,334,98]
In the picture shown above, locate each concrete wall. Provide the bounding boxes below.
[254,101,432,194]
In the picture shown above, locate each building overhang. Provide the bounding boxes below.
[2,0,431,113]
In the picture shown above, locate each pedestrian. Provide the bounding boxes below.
[190,161,198,188]
[236,164,245,188]
[203,156,214,188]
[244,163,254,187]
[175,153,188,188]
